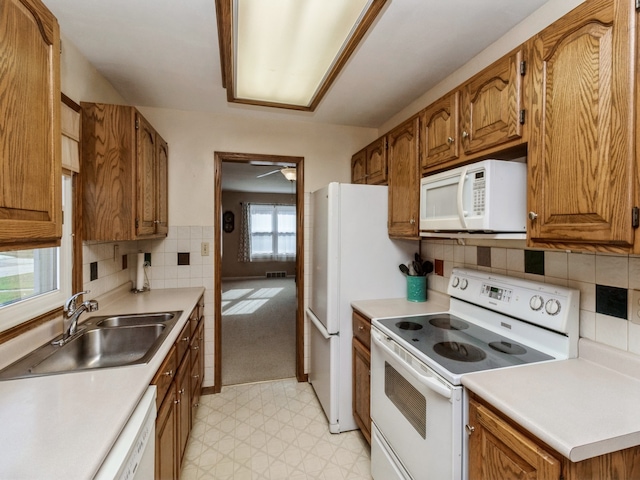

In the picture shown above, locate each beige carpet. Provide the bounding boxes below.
[221,277,297,386]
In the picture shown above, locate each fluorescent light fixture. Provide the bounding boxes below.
[216,0,387,111]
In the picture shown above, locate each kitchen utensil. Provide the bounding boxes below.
[422,261,434,275]
[399,264,410,276]
[413,260,423,276]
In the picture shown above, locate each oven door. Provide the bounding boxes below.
[371,327,463,480]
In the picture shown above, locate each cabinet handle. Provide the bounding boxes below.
[164,369,173,377]
[174,399,180,405]
[193,374,200,380]
[193,403,200,408]
[358,326,364,331]
[462,131,469,139]
[465,424,475,435]
[192,346,199,351]
[528,211,538,221]
[179,388,185,395]
[447,136,454,144]
[182,336,190,342]
[154,220,160,224]
[410,218,415,225]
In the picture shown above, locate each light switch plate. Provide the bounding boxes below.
[629,289,640,325]
[201,242,210,256]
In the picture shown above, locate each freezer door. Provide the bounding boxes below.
[307,308,340,433]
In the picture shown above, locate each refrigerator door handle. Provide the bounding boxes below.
[306,308,331,340]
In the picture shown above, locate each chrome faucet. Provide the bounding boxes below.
[53,291,99,346]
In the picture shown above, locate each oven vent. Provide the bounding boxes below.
[266,271,287,278]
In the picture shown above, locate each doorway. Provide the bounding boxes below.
[213,152,305,392]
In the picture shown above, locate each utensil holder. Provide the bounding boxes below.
[406,276,427,302]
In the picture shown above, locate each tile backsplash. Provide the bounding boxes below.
[422,239,640,355]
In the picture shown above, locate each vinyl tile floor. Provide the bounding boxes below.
[180,378,372,479]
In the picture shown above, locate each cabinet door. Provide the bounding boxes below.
[352,337,371,445]
[156,390,177,480]
[468,398,561,480]
[351,149,366,184]
[527,0,634,249]
[0,0,61,246]
[176,356,191,467]
[387,116,420,237]
[136,113,157,237]
[366,137,387,185]
[420,91,460,172]
[156,136,169,235]
[460,48,525,155]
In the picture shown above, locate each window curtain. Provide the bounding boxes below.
[237,202,251,262]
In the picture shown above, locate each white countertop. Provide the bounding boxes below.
[462,338,640,462]
[351,290,450,319]
[0,286,204,480]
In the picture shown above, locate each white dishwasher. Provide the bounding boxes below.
[94,386,157,480]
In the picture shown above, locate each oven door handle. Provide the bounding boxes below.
[372,332,452,399]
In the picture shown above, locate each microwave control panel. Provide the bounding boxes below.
[471,169,486,215]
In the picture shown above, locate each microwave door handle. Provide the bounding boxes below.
[456,166,469,229]
[372,331,452,399]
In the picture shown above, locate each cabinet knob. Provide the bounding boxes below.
[174,399,180,405]
[447,136,454,144]
[528,211,538,221]
[179,388,185,395]
[182,336,190,342]
[358,326,364,331]
[193,374,200,380]
[410,218,415,225]
[193,403,200,408]
[193,345,199,351]
[164,369,173,377]
[462,131,469,139]
[465,424,475,435]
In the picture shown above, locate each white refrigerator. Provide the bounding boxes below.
[306,182,414,433]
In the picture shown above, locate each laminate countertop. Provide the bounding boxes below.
[462,338,640,462]
[351,290,450,319]
[0,285,204,480]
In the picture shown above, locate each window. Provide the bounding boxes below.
[249,204,296,261]
[0,175,73,332]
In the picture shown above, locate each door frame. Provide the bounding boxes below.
[213,151,306,393]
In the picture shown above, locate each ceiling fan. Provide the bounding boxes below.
[256,166,296,182]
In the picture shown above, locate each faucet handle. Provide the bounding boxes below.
[64,290,90,315]
[84,299,99,312]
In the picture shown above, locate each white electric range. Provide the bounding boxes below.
[370,267,580,480]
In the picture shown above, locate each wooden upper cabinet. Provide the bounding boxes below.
[82,103,169,241]
[387,116,420,238]
[351,137,388,185]
[0,0,61,248]
[351,149,367,184]
[527,0,635,251]
[460,47,526,156]
[420,91,460,172]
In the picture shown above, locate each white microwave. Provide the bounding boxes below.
[419,159,527,233]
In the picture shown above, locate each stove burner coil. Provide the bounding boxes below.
[396,321,423,331]
[489,341,527,355]
[428,315,469,330]
[433,342,487,362]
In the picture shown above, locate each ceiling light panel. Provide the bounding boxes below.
[234,0,372,107]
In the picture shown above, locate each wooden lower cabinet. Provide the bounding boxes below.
[152,295,205,479]
[156,389,178,480]
[468,394,640,480]
[352,310,371,444]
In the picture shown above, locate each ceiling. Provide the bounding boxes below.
[43,0,552,129]
[43,0,552,194]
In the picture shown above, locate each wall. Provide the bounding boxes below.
[221,191,296,279]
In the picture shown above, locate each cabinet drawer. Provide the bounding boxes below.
[152,345,177,408]
[352,311,371,350]
[175,321,191,362]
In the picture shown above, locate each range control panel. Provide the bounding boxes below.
[448,267,579,335]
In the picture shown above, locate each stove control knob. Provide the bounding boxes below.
[460,279,468,290]
[451,276,460,288]
[529,295,544,311]
[545,299,561,316]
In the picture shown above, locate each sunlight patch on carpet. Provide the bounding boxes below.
[223,298,269,315]
[248,287,283,299]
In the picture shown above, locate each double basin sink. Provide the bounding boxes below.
[0,311,183,380]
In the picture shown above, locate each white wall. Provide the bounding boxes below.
[137,106,376,225]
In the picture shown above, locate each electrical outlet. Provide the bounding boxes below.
[629,289,640,325]
[201,242,210,256]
